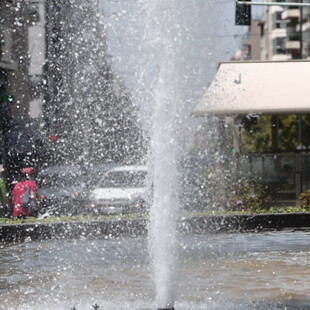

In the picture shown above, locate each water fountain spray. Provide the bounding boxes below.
[141,1,183,310]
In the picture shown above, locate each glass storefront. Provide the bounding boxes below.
[244,153,310,202]
[237,114,310,203]
[301,155,310,193]
[246,154,296,201]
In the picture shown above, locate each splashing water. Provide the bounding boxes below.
[141,2,184,309]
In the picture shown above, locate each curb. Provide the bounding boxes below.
[0,218,148,243]
[0,213,309,243]
[180,212,310,233]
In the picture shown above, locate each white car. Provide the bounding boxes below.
[87,165,148,215]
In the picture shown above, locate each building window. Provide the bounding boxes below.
[274,11,284,29]
[273,37,286,54]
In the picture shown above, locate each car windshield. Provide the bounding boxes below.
[99,170,147,188]
[38,173,81,188]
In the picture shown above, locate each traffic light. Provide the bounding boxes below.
[235,0,251,26]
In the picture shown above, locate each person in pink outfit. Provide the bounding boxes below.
[11,167,38,217]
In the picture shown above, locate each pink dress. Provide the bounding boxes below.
[11,180,37,217]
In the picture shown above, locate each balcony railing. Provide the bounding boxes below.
[284,40,301,50]
[282,9,300,20]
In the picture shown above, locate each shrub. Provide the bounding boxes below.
[299,189,310,208]
[226,181,272,211]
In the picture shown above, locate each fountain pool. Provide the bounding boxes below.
[1,230,310,310]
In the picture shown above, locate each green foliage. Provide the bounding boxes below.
[278,115,310,150]
[301,115,310,148]
[240,115,272,153]
[226,180,272,211]
[299,188,310,208]
[183,205,310,218]
[0,207,309,226]
[263,205,310,213]
[0,214,146,225]
[278,115,298,150]
[240,114,310,153]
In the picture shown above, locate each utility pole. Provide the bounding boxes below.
[300,0,303,59]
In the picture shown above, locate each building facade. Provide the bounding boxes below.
[0,0,46,185]
[0,0,45,122]
[235,1,310,61]
[230,1,310,205]
[1,0,145,184]
[232,19,263,60]
[261,0,310,60]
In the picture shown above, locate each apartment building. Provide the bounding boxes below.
[0,0,45,119]
[0,0,107,175]
[232,19,263,60]
[261,0,310,60]
[235,1,310,61]
[0,0,46,173]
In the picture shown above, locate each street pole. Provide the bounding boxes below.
[298,1,303,149]
[300,0,303,59]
